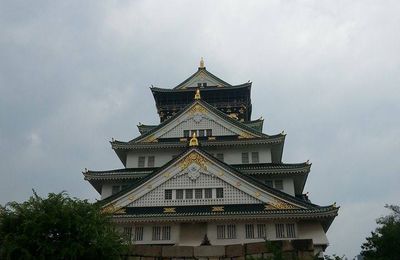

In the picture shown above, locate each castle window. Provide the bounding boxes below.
[152,226,171,240]
[216,153,224,161]
[147,156,155,167]
[251,152,259,163]
[176,189,184,200]
[198,129,205,137]
[204,188,212,199]
[245,224,254,239]
[185,189,193,199]
[275,223,296,238]
[286,224,296,238]
[183,130,190,137]
[206,129,212,136]
[257,224,266,238]
[217,225,225,239]
[138,156,145,167]
[227,224,236,239]
[134,226,144,241]
[216,188,224,198]
[195,189,203,199]
[123,227,132,241]
[242,153,249,164]
[275,223,285,238]
[202,83,207,87]
[165,189,172,200]
[197,83,202,87]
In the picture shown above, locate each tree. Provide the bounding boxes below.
[0,191,127,259]
[361,204,400,260]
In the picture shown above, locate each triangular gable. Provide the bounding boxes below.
[136,100,262,143]
[102,148,307,213]
[174,68,231,89]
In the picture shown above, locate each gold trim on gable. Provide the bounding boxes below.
[189,104,207,115]
[270,199,298,209]
[179,152,208,171]
[141,135,158,143]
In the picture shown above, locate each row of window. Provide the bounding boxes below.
[123,226,170,241]
[217,223,295,239]
[265,179,284,190]
[165,188,224,200]
[137,151,261,168]
[138,156,155,168]
[183,129,212,138]
[123,223,296,242]
[242,152,259,164]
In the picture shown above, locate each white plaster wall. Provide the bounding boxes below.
[117,220,328,247]
[125,146,272,169]
[297,221,329,245]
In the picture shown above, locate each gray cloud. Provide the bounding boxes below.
[1,0,399,257]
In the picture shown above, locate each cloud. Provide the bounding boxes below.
[1,0,399,257]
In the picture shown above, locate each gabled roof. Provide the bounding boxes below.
[242,118,264,132]
[123,99,273,144]
[173,67,232,89]
[137,124,157,135]
[100,146,331,212]
[151,82,251,93]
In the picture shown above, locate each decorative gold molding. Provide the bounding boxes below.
[179,152,208,171]
[141,134,158,143]
[189,104,207,115]
[194,88,201,100]
[238,131,255,139]
[254,191,261,198]
[235,181,241,187]
[270,199,297,209]
[128,195,135,201]
[163,207,176,213]
[189,132,199,146]
[208,136,216,141]
[163,172,171,178]
[211,206,224,212]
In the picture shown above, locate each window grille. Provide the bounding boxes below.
[165,189,172,200]
[242,152,249,164]
[195,189,203,199]
[286,224,296,238]
[217,225,225,239]
[198,129,205,137]
[216,188,224,198]
[183,130,189,138]
[123,227,132,241]
[138,156,145,168]
[152,226,161,240]
[206,129,212,136]
[152,226,171,240]
[216,153,224,161]
[202,83,207,87]
[227,224,236,239]
[251,152,259,163]
[245,224,254,239]
[176,189,184,200]
[147,156,155,167]
[134,226,144,241]
[275,223,285,238]
[162,226,171,240]
[257,224,266,238]
[274,180,284,190]
[185,189,193,199]
[204,188,212,198]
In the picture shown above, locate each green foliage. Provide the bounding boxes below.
[361,204,400,260]
[0,191,126,259]
[265,240,283,260]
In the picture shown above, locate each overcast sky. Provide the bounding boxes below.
[1,0,399,257]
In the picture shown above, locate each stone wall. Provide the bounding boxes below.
[122,239,319,259]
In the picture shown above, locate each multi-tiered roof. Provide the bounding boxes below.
[83,60,338,251]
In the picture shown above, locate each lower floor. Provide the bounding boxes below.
[117,219,328,249]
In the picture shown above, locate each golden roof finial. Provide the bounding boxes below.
[194,88,201,100]
[189,132,199,146]
[199,57,205,68]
